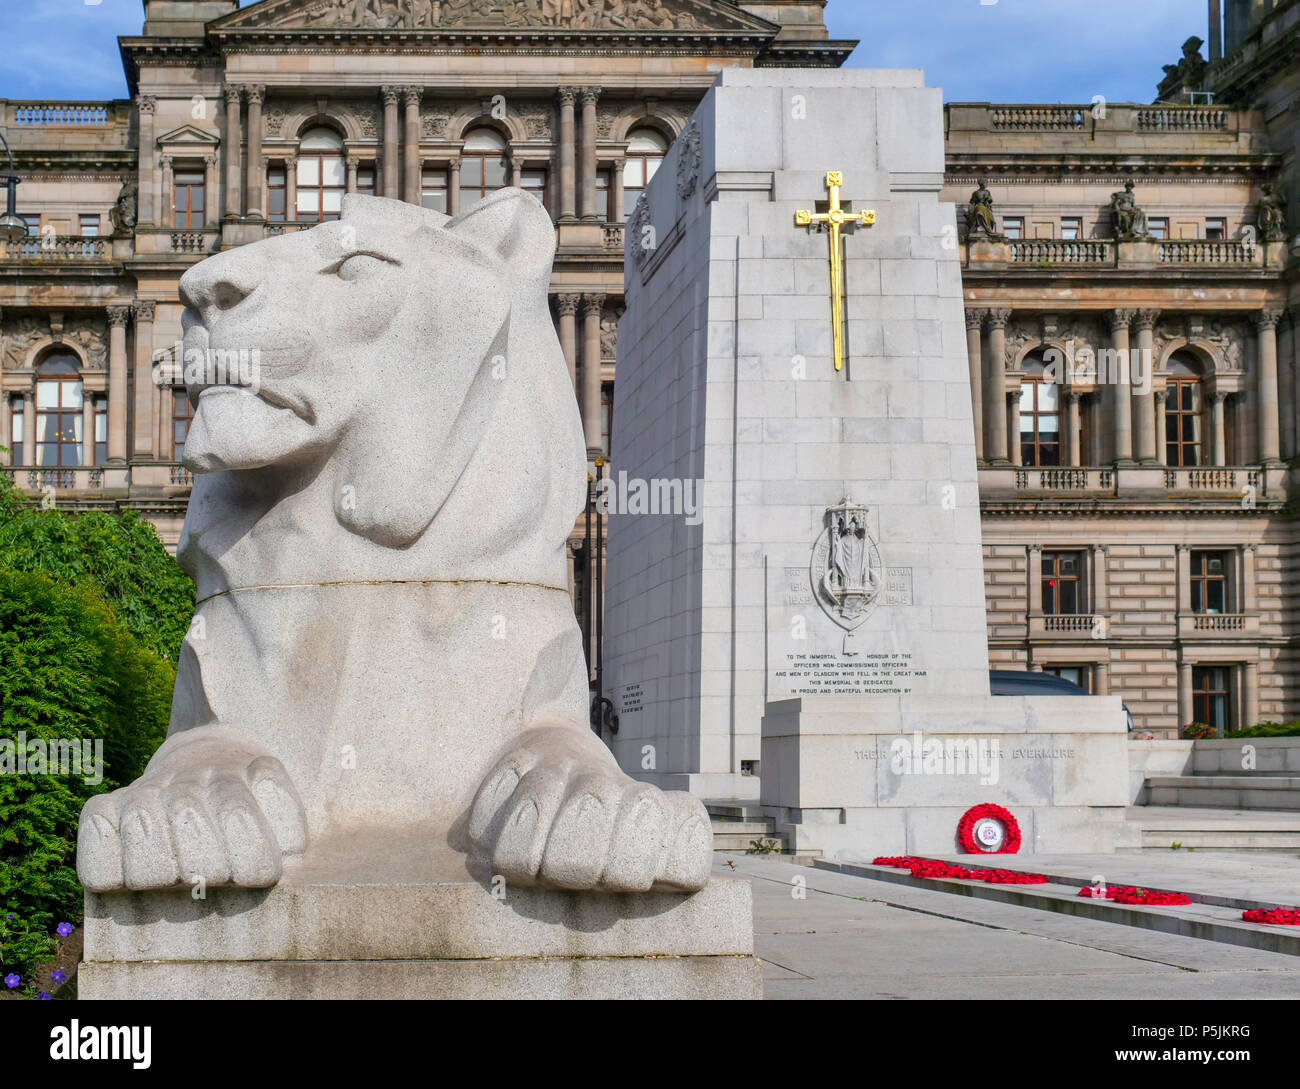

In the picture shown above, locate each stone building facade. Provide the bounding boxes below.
[1,0,1296,738]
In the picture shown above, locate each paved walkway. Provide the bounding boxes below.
[720,853,1300,999]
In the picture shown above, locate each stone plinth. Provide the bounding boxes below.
[761,695,1129,858]
[80,830,759,1000]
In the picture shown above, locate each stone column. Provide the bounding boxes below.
[1066,390,1081,467]
[1177,661,1192,727]
[81,396,95,467]
[965,309,985,461]
[0,395,9,459]
[1109,309,1134,464]
[581,293,605,454]
[1026,543,1043,622]
[556,294,579,389]
[1176,544,1191,615]
[984,309,1010,463]
[1256,309,1283,463]
[136,96,157,225]
[160,155,174,226]
[611,157,626,224]
[447,159,461,215]
[509,153,524,190]
[1095,659,1111,697]
[22,389,34,462]
[381,86,401,200]
[1007,388,1021,467]
[203,153,219,228]
[1092,543,1109,616]
[132,302,156,457]
[557,88,578,222]
[346,156,359,195]
[222,86,243,218]
[245,85,265,218]
[285,156,298,220]
[579,87,601,222]
[1279,312,1295,458]
[1154,383,1168,465]
[1243,543,1258,613]
[1133,309,1159,463]
[1244,660,1259,732]
[1209,0,1223,60]
[106,306,130,463]
[1210,391,1227,466]
[403,87,422,204]
[156,379,170,460]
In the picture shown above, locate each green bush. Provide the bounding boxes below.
[1229,722,1300,738]
[0,468,191,984]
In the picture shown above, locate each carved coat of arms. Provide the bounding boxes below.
[810,498,883,655]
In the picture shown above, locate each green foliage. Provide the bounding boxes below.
[0,482,194,662]
[0,469,189,984]
[1229,722,1300,738]
[746,838,783,855]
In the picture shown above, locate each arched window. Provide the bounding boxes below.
[1165,352,1205,467]
[34,351,83,467]
[296,127,345,223]
[622,128,668,217]
[1018,354,1061,466]
[460,128,508,206]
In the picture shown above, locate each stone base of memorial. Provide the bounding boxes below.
[79,830,760,1000]
[760,695,1129,859]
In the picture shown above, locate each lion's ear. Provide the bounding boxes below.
[445,188,555,285]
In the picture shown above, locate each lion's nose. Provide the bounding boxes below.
[179,254,260,327]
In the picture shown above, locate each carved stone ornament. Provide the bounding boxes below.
[675,118,701,201]
[810,498,884,656]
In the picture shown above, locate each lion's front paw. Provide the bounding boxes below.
[77,739,307,893]
[468,726,712,893]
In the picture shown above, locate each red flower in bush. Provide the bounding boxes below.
[957,803,1021,854]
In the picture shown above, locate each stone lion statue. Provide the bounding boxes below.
[77,190,712,895]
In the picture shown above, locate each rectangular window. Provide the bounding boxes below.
[596,167,610,221]
[421,167,448,213]
[357,164,376,196]
[1205,217,1226,240]
[173,168,205,229]
[1002,216,1023,240]
[1192,666,1231,733]
[1041,551,1085,615]
[1043,665,1091,693]
[1190,550,1230,614]
[22,215,39,237]
[173,389,193,462]
[1060,217,1082,240]
[267,165,287,222]
[1148,217,1169,240]
[94,398,107,466]
[79,214,99,237]
[9,399,21,464]
[521,168,547,213]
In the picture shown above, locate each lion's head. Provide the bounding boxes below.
[175,191,585,594]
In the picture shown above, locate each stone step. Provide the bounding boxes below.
[708,821,775,836]
[1145,775,1300,811]
[1124,805,1300,856]
[813,857,1300,959]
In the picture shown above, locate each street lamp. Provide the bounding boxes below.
[0,130,26,243]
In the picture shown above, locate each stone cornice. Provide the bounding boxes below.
[945,158,1280,182]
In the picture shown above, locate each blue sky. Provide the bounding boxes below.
[0,0,1202,104]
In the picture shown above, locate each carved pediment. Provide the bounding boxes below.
[213,0,771,33]
[156,125,221,149]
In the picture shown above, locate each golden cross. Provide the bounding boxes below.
[795,171,875,373]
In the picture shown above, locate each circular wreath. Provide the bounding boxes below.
[958,803,1021,855]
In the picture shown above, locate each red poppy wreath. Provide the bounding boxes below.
[957,803,1021,854]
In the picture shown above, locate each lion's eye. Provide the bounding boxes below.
[334,253,386,282]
